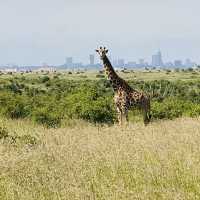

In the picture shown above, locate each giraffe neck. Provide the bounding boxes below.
[102,55,120,91]
[102,55,134,92]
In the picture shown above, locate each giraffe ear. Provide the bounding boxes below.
[95,49,99,53]
[105,49,108,53]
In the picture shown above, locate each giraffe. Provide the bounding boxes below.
[96,47,151,125]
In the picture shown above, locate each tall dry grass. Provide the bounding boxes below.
[0,117,200,199]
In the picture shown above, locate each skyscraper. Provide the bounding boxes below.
[185,58,193,67]
[66,57,73,66]
[139,59,145,66]
[118,59,125,67]
[89,54,95,65]
[152,50,163,67]
[174,60,182,67]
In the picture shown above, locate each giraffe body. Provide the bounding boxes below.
[96,47,151,125]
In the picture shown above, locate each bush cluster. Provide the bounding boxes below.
[1,76,200,126]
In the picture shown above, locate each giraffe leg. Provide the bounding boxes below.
[143,105,151,125]
[121,104,129,125]
[119,112,122,126]
[114,94,123,126]
[143,110,149,126]
[125,110,129,122]
[115,102,122,125]
[116,105,122,125]
[124,109,129,126]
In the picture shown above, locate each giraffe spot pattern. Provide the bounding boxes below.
[96,47,151,125]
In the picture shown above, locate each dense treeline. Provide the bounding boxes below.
[1,74,200,127]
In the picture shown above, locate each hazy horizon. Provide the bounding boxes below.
[0,0,200,65]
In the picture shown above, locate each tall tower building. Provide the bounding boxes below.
[89,54,95,65]
[66,57,73,66]
[139,59,145,66]
[152,50,163,67]
[157,50,163,66]
[174,60,182,67]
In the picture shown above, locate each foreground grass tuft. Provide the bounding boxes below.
[0,118,200,199]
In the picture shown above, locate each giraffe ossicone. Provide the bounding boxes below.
[96,46,151,125]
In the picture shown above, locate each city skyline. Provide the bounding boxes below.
[1,49,196,69]
[62,50,196,68]
[0,0,200,65]
[0,49,196,68]
[0,48,199,67]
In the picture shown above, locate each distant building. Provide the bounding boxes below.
[118,59,125,67]
[174,60,183,67]
[126,61,137,68]
[185,59,193,67]
[3,68,17,73]
[152,50,163,67]
[65,57,73,67]
[72,62,83,68]
[165,62,174,68]
[89,54,95,65]
[139,59,144,66]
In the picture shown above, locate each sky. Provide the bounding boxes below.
[0,0,200,65]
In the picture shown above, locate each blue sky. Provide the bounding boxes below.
[0,0,199,65]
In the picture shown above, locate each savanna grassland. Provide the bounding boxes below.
[1,68,200,199]
[1,117,200,199]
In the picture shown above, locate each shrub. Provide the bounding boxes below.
[0,126,9,140]
[40,76,50,83]
[6,82,22,94]
[19,135,38,146]
[0,95,30,119]
[187,104,200,117]
[32,108,61,128]
[96,74,105,78]
[175,68,180,72]
[152,98,184,119]
[64,87,115,123]
[7,103,28,119]
[78,97,115,124]
[187,68,194,72]
[3,77,200,125]
[79,75,87,78]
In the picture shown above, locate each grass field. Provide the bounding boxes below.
[1,68,200,82]
[1,117,200,199]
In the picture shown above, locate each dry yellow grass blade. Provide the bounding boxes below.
[0,117,200,199]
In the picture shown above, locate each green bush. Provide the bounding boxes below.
[40,76,50,83]
[187,104,200,117]
[2,77,200,125]
[152,98,184,119]
[32,108,61,128]
[3,103,29,119]
[96,74,105,78]
[64,86,115,123]
[78,97,115,123]
[0,94,30,119]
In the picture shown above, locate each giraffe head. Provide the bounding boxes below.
[95,47,108,60]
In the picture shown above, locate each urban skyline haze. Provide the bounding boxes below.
[0,0,200,65]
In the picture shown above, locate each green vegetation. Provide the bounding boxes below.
[1,70,200,127]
